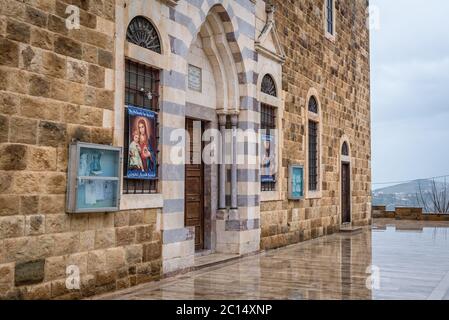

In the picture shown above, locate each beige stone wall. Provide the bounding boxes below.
[260,0,372,250]
[0,0,162,299]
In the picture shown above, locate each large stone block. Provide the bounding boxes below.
[67,124,91,143]
[15,259,45,286]
[82,44,98,64]
[87,250,106,273]
[47,14,68,36]
[88,64,105,88]
[0,215,25,239]
[67,81,86,104]
[49,78,70,102]
[67,59,87,83]
[10,117,38,144]
[20,96,61,121]
[79,230,95,251]
[79,106,103,126]
[31,28,53,50]
[114,211,129,227]
[42,51,66,78]
[0,263,14,283]
[142,241,161,262]
[6,18,30,43]
[0,91,19,115]
[44,173,67,194]
[85,29,113,51]
[115,227,136,246]
[54,35,82,59]
[125,244,142,265]
[20,195,39,215]
[136,225,154,243]
[19,282,52,300]
[29,74,51,97]
[0,144,29,171]
[0,38,19,67]
[105,247,126,269]
[44,256,66,281]
[25,215,45,236]
[0,195,20,216]
[5,69,29,94]
[52,232,79,256]
[94,228,115,249]
[95,89,114,110]
[45,214,70,234]
[90,127,113,145]
[98,49,113,69]
[128,210,144,226]
[26,6,48,28]
[39,195,65,214]
[27,146,57,171]
[37,121,67,147]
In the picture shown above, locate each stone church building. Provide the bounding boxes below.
[0,0,371,299]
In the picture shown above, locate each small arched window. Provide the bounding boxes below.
[126,16,162,54]
[308,96,318,114]
[342,141,349,156]
[261,74,277,97]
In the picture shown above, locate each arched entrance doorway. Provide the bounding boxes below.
[184,4,242,252]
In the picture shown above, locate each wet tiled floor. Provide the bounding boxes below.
[96,219,449,300]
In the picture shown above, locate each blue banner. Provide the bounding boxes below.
[126,105,158,180]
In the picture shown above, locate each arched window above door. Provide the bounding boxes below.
[342,141,349,156]
[261,74,277,97]
[308,96,319,114]
[126,16,162,54]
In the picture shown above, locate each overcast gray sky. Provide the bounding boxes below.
[370,0,449,188]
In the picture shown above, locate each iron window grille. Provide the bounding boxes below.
[326,0,334,35]
[308,120,319,192]
[126,16,162,54]
[261,74,277,97]
[123,59,160,194]
[261,103,276,192]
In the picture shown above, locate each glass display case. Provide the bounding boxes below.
[288,165,304,200]
[66,142,122,213]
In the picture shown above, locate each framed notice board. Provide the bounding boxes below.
[288,165,304,200]
[66,142,122,213]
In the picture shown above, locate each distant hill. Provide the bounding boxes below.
[373,179,443,194]
[372,179,449,211]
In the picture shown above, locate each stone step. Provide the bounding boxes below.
[339,224,363,234]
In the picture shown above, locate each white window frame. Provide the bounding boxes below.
[305,90,323,200]
[324,0,337,42]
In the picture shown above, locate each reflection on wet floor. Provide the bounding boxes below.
[97,219,449,300]
[372,219,449,300]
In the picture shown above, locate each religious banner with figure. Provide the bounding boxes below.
[261,133,276,183]
[126,106,158,180]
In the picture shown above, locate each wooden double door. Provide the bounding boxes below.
[341,162,351,224]
[185,119,204,251]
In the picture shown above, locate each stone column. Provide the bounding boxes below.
[230,112,239,209]
[218,112,227,210]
